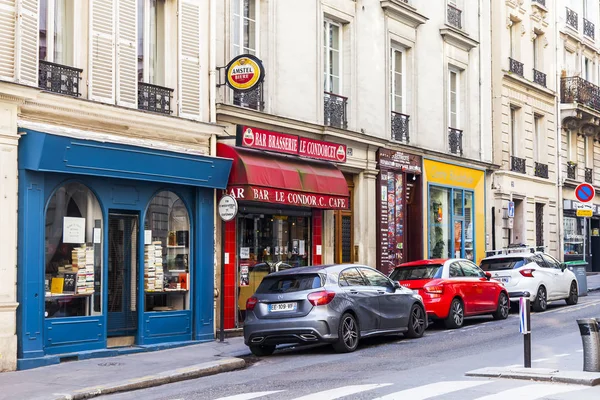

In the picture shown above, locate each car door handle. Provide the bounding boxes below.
[377,290,386,294]
[350,290,359,294]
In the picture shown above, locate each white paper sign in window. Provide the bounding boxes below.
[63,217,86,244]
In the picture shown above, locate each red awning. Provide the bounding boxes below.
[217,143,349,209]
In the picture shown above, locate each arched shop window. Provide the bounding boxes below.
[144,191,190,312]
[45,183,103,318]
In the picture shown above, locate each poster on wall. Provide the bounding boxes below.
[239,264,249,287]
[240,247,250,259]
[63,217,86,244]
[395,173,404,264]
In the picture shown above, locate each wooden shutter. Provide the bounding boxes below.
[89,0,116,103]
[16,0,38,86]
[0,0,16,81]
[116,0,137,107]
[178,0,201,120]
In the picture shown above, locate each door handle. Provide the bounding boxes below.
[350,290,359,294]
[377,290,386,294]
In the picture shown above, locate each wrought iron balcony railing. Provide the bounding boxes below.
[566,7,578,30]
[533,69,546,87]
[585,167,593,183]
[584,18,595,39]
[38,60,82,97]
[534,162,549,179]
[509,58,524,77]
[532,0,546,7]
[138,82,173,114]
[511,156,526,174]
[561,77,600,112]
[567,162,577,180]
[324,92,348,129]
[233,82,264,111]
[391,111,410,143]
[448,127,463,156]
[447,4,462,29]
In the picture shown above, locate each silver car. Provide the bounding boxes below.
[243,264,427,356]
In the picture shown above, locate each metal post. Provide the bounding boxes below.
[578,318,600,372]
[219,219,225,342]
[583,217,587,263]
[520,294,531,368]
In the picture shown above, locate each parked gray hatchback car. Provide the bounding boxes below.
[243,264,427,356]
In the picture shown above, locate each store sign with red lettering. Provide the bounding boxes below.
[236,125,347,163]
[226,186,349,209]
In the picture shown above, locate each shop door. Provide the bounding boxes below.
[107,213,139,338]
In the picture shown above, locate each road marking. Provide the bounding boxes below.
[577,349,584,353]
[372,380,489,400]
[555,353,570,357]
[214,391,284,400]
[503,364,521,368]
[532,358,550,362]
[290,384,391,400]
[473,383,585,399]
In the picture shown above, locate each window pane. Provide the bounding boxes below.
[454,190,463,217]
[148,0,158,84]
[144,191,191,312]
[360,268,390,287]
[244,19,256,52]
[464,192,474,261]
[394,72,403,104]
[54,0,67,64]
[330,49,340,77]
[340,268,367,286]
[256,274,323,294]
[394,50,403,74]
[45,183,103,318]
[331,76,340,94]
[394,95,403,114]
[330,24,340,50]
[390,265,444,281]
[39,0,48,61]
[449,263,463,277]
[137,0,144,81]
[243,0,256,20]
[429,186,451,258]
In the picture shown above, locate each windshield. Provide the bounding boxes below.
[389,265,444,281]
[480,258,527,271]
[255,274,323,294]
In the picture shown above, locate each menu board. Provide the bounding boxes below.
[376,171,391,273]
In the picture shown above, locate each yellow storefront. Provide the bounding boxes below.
[423,159,485,264]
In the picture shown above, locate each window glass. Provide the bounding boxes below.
[45,183,103,318]
[359,267,391,287]
[449,70,458,128]
[564,217,584,256]
[232,0,257,56]
[449,263,464,278]
[340,268,367,286]
[429,186,451,258]
[541,254,560,269]
[389,265,444,281]
[392,48,404,113]
[531,254,546,267]
[480,257,527,271]
[256,274,323,294]
[138,0,161,84]
[460,261,485,277]
[39,0,73,64]
[324,20,341,94]
[144,191,190,312]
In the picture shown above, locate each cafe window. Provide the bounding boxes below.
[334,176,354,263]
[45,183,103,318]
[564,216,584,256]
[144,191,190,312]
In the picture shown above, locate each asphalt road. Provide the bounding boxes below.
[101,293,600,400]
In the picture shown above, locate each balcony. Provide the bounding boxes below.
[233,83,264,111]
[38,60,82,97]
[567,162,577,180]
[448,127,463,156]
[511,156,526,174]
[324,92,348,129]
[561,77,600,111]
[391,111,410,143]
[534,162,549,179]
[509,58,524,77]
[585,167,593,183]
[566,8,578,30]
[533,69,546,87]
[584,18,595,39]
[446,4,462,30]
[138,82,173,114]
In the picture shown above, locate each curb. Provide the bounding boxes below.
[50,357,246,400]
[466,367,600,386]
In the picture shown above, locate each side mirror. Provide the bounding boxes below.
[393,281,401,290]
[560,263,567,271]
[484,272,492,280]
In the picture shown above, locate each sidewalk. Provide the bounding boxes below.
[0,337,250,400]
[588,272,600,292]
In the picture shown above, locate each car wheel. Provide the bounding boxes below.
[332,312,359,353]
[532,286,547,312]
[493,292,510,320]
[566,281,579,305]
[249,345,276,357]
[444,298,464,329]
[406,304,426,338]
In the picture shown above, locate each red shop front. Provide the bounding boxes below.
[217,126,350,329]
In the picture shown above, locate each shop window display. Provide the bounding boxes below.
[144,191,190,312]
[429,187,451,258]
[45,183,103,318]
[564,217,584,256]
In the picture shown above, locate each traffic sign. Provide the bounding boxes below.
[577,208,593,217]
[575,183,595,203]
[507,201,515,218]
[218,195,238,221]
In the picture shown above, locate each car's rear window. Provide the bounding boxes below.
[389,265,444,281]
[480,258,527,271]
[255,274,323,294]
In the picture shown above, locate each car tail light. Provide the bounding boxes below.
[424,285,444,294]
[307,290,336,306]
[246,297,258,311]
[520,269,535,278]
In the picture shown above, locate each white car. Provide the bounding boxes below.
[480,251,579,312]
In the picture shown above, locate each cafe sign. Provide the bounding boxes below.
[226,186,349,210]
[236,125,347,163]
[225,54,265,92]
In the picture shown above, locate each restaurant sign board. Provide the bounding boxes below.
[225,185,349,210]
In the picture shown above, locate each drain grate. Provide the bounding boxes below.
[98,362,125,367]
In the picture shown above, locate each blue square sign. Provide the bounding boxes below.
[508,201,515,218]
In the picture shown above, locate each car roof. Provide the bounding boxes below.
[482,252,538,260]
[266,264,371,276]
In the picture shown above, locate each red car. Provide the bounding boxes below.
[389,258,510,329]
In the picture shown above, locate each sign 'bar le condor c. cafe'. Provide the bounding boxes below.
[236,125,347,163]
[225,186,349,210]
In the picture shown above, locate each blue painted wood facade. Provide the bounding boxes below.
[16,130,232,369]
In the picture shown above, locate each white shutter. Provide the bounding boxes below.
[178,0,201,120]
[89,0,116,103]
[0,0,16,81]
[116,0,136,107]
[16,0,38,86]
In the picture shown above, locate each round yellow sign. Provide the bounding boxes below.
[225,54,265,91]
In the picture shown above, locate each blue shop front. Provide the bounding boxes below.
[16,130,232,370]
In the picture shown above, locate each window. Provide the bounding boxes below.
[564,216,584,256]
[585,136,591,167]
[334,178,354,264]
[449,263,464,278]
[138,0,165,85]
[533,115,541,161]
[510,107,518,156]
[257,274,323,293]
[480,258,527,271]
[39,0,73,65]
[389,265,444,281]
[583,0,588,18]
[460,261,485,278]
[144,191,190,312]
[45,183,103,318]
[340,268,367,286]
[540,254,560,269]
[391,48,405,113]
[232,0,258,56]
[359,267,391,287]
[533,36,540,70]
[324,19,341,94]
[429,187,474,260]
[509,21,517,59]
[449,69,459,128]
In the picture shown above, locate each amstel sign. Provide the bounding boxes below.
[225,54,265,91]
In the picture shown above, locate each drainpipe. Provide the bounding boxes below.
[555,0,564,259]
[209,0,217,124]
[478,0,484,161]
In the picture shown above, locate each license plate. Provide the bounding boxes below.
[269,302,297,312]
[412,290,420,294]
[496,276,510,283]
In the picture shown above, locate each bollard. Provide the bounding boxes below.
[577,318,600,372]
